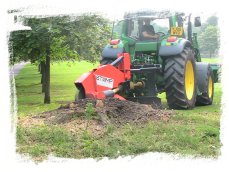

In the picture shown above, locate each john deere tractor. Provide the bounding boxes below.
[75,11,218,109]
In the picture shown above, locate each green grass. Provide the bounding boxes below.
[201,57,222,64]
[15,60,222,161]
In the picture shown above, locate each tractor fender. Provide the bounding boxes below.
[159,39,192,57]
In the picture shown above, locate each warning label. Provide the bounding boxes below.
[95,75,114,88]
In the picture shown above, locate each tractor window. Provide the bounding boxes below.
[112,20,124,39]
[127,19,139,40]
[151,19,170,34]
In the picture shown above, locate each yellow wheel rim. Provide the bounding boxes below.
[185,60,194,100]
[208,75,213,98]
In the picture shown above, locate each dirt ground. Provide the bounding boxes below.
[19,98,173,135]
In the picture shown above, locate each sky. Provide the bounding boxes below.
[1,0,229,172]
[6,0,220,20]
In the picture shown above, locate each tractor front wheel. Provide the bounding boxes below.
[164,47,197,109]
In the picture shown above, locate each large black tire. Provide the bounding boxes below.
[164,47,197,109]
[196,63,214,105]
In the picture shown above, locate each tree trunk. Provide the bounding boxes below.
[210,51,212,58]
[44,47,51,104]
[41,61,46,92]
[38,63,41,73]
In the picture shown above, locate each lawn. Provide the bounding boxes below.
[201,57,222,64]
[15,60,222,161]
[15,61,98,117]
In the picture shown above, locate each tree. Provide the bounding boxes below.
[194,15,220,58]
[198,25,220,58]
[9,14,111,104]
[206,15,218,26]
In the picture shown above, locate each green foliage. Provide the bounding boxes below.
[10,15,111,103]
[206,15,218,26]
[9,14,111,64]
[85,102,96,129]
[198,25,220,57]
[195,15,220,58]
[85,103,96,118]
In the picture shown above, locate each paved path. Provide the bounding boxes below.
[10,62,29,80]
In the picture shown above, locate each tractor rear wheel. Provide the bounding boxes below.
[164,47,197,109]
[196,63,214,105]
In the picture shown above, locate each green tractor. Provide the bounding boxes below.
[101,11,218,109]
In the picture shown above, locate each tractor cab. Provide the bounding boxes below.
[103,11,188,65]
[124,16,169,41]
[124,16,170,60]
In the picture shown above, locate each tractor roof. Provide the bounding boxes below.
[124,10,185,20]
